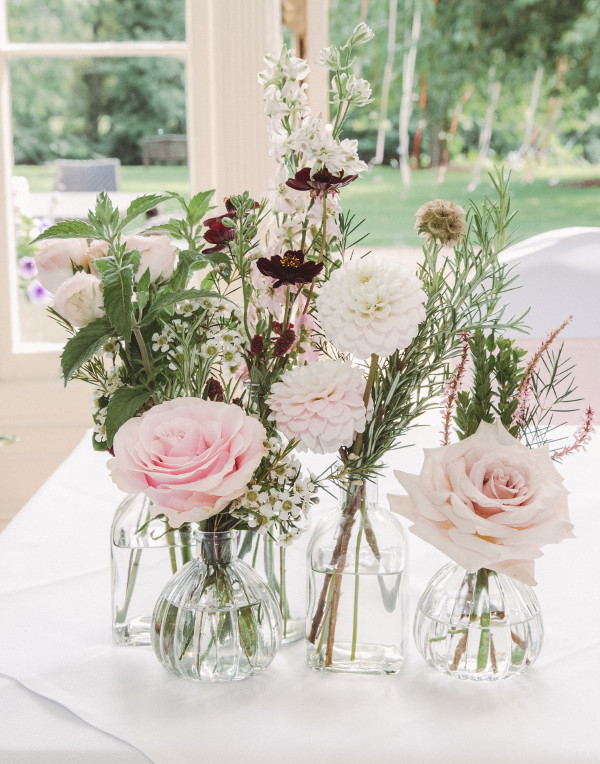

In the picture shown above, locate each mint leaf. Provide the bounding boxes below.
[105,385,153,447]
[33,220,99,242]
[102,263,135,340]
[118,194,171,234]
[187,190,215,226]
[61,317,114,383]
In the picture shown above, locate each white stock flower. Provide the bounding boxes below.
[343,22,375,48]
[318,45,341,70]
[267,359,367,454]
[332,74,373,107]
[317,257,427,360]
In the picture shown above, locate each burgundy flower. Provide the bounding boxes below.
[203,198,259,254]
[256,250,324,288]
[273,328,296,357]
[250,334,264,355]
[286,167,358,197]
[204,377,225,402]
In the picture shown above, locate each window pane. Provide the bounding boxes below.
[7,0,185,43]
[10,56,189,345]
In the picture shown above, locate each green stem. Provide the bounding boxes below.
[473,568,491,672]
[280,546,288,639]
[166,530,178,574]
[352,353,379,458]
[302,193,327,315]
[350,496,367,660]
[115,547,142,624]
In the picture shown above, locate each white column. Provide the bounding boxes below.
[186,0,282,205]
[304,0,330,122]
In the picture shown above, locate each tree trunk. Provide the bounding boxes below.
[373,0,399,165]
[437,84,474,184]
[467,66,501,192]
[398,0,422,191]
[519,65,544,157]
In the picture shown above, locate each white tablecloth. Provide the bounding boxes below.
[1,427,599,763]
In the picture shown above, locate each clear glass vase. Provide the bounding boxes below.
[111,494,196,647]
[414,562,544,680]
[306,479,407,674]
[238,532,305,644]
[151,530,283,682]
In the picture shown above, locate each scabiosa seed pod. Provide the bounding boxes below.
[250,334,264,355]
[204,377,225,402]
[273,328,296,357]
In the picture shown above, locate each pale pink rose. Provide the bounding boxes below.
[389,420,573,585]
[87,240,110,277]
[124,234,176,283]
[34,238,89,293]
[108,397,267,527]
[52,272,105,328]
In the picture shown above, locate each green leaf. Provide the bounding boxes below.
[102,263,135,340]
[60,317,114,383]
[202,251,232,281]
[105,385,154,447]
[187,190,215,226]
[144,219,188,239]
[92,433,108,452]
[136,267,151,315]
[139,288,222,327]
[117,194,171,234]
[33,220,99,243]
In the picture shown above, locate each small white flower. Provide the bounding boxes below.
[152,331,171,353]
[318,45,341,70]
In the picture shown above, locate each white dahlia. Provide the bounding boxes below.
[317,257,427,360]
[267,359,367,454]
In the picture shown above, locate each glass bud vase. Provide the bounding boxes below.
[238,531,305,644]
[414,562,544,680]
[306,479,407,674]
[111,494,196,647]
[151,530,283,682]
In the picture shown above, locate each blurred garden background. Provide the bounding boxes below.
[8,0,600,248]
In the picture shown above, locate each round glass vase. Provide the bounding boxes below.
[111,494,197,647]
[306,479,408,675]
[414,562,544,680]
[238,531,305,644]
[151,530,283,682]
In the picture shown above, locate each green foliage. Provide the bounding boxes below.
[105,385,154,448]
[60,317,114,383]
[454,330,527,440]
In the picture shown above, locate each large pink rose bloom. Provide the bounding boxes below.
[389,420,573,585]
[108,398,267,527]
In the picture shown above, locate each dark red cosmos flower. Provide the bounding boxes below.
[256,250,324,288]
[203,199,237,254]
[285,167,358,197]
[203,198,258,254]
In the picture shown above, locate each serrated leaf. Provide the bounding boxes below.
[102,263,134,340]
[117,194,171,234]
[60,317,114,383]
[105,386,154,447]
[33,220,100,243]
[187,190,215,226]
[136,267,151,315]
[139,288,222,327]
[144,220,188,239]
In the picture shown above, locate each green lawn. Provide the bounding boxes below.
[15,163,600,246]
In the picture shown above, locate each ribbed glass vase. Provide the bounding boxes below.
[414,562,544,680]
[151,530,282,682]
[111,493,196,646]
[238,531,305,644]
[306,479,408,674]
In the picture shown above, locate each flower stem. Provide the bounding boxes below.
[473,568,491,672]
[350,498,367,661]
[302,194,327,315]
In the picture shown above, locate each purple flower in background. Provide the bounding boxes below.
[27,280,52,305]
[35,216,52,233]
[18,257,37,278]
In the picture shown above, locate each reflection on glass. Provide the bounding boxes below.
[11,56,189,345]
[7,0,185,43]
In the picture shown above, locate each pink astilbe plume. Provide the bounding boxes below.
[512,315,573,434]
[441,332,471,445]
[552,406,596,461]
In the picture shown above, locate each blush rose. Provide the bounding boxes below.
[52,272,105,328]
[34,238,89,293]
[389,420,573,585]
[107,397,267,527]
[88,235,175,283]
